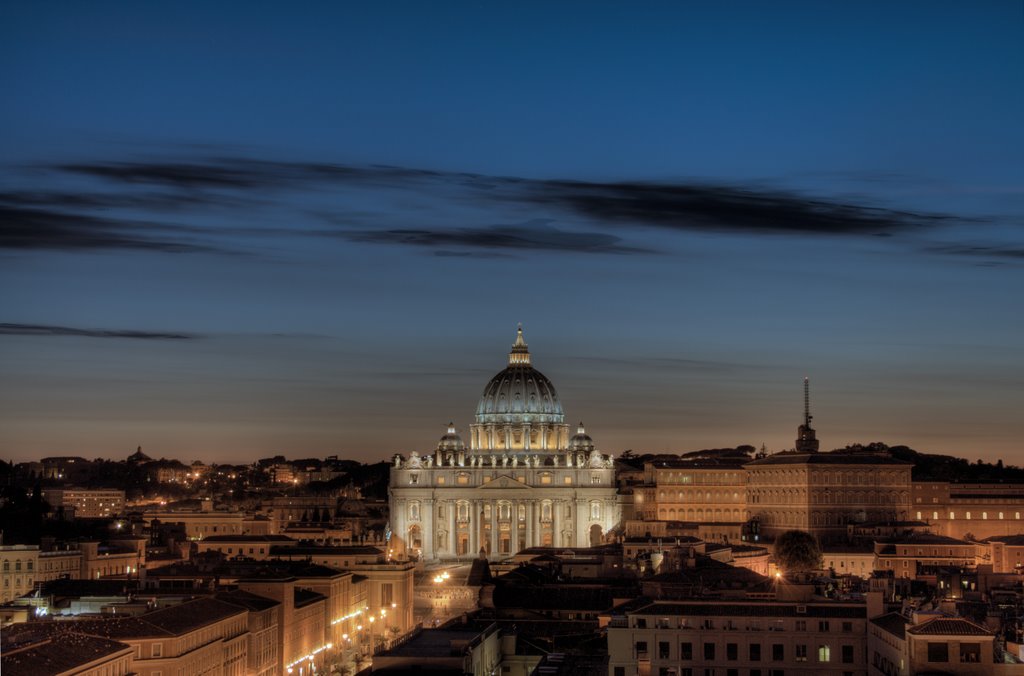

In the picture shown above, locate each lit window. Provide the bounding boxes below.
[818,645,831,662]
[564,476,572,485]
[966,512,971,520]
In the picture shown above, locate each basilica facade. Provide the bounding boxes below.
[388,328,620,561]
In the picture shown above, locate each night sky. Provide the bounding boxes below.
[2,3,1022,465]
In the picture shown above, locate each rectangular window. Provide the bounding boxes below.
[842,621,853,633]
[818,645,831,663]
[795,645,807,662]
[704,642,716,660]
[382,583,394,607]
[842,645,854,664]
[795,620,806,631]
[749,643,761,661]
[659,642,670,659]
[772,644,784,661]
[151,643,163,657]
[680,642,693,660]
[635,641,648,659]
[614,668,625,676]
[959,643,981,663]
[726,643,737,660]
[818,621,829,632]
[564,476,572,484]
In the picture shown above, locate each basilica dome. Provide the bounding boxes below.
[474,327,565,426]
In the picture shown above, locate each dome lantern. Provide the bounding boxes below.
[508,324,531,366]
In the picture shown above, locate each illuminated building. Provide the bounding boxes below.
[389,327,620,560]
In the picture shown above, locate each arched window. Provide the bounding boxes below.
[408,501,420,521]
[541,501,552,522]
[590,501,602,520]
[457,501,469,521]
[499,502,511,520]
[518,504,526,521]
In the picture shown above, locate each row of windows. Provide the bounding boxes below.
[634,640,856,664]
[1,560,33,572]
[918,510,1021,520]
[638,618,855,633]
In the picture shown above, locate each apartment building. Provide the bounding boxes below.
[42,488,125,518]
[869,612,1014,675]
[607,587,876,676]
[872,534,977,579]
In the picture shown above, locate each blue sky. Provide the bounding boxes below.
[2,2,1022,464]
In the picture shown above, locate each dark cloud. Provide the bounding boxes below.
[0,323,198,340]
[0,205,221,253]
[525,180,948,236]
[0,189,228,211]
[338,221,652,255]
[53,156,952,239]
[927,244,1024,261]
[25,156,973,260]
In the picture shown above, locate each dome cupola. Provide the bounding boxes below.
[569,422,594,452]
[437,422,466,452]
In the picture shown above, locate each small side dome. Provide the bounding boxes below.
[568,422,594,452]
[438,422,466,452]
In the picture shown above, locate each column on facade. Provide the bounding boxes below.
[553,499,562,548]
[469,500,479,557]
[525,500,534,549]
[511,500,520,553]
[489,500,498,556]
[423,498,435,560]
[524,425,530,450]
[447,500,456,558]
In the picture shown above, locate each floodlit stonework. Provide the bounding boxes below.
[389,328,621,560]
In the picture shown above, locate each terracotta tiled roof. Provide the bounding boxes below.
[1,627,132,676]
[907,617,993,636]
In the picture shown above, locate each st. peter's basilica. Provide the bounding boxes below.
[389,327,621,560]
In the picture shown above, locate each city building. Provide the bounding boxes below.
[869,611,1015,675]
[42,488,126,519]
[607,588,875,676]
[0,544,38,603]
[389,327,620,560]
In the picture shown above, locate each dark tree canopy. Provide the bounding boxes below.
[773,530,823,573]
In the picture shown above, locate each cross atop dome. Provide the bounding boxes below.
[508,324,531,366]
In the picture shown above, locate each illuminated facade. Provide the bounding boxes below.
[389,328,620,560]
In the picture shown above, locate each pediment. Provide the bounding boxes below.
[480,474,531,490]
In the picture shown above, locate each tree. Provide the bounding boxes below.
[773,530,823,573]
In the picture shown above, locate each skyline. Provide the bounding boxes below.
[2,3,1023,464]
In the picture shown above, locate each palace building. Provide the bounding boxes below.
[388,327,620,561]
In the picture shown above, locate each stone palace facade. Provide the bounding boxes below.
[389,328,620,561]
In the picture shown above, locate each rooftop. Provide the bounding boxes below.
[746,451,913,467]
[1,627,132,676]
[634,600,867,619]
[907,617,993,637]
[870,612,907,640]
